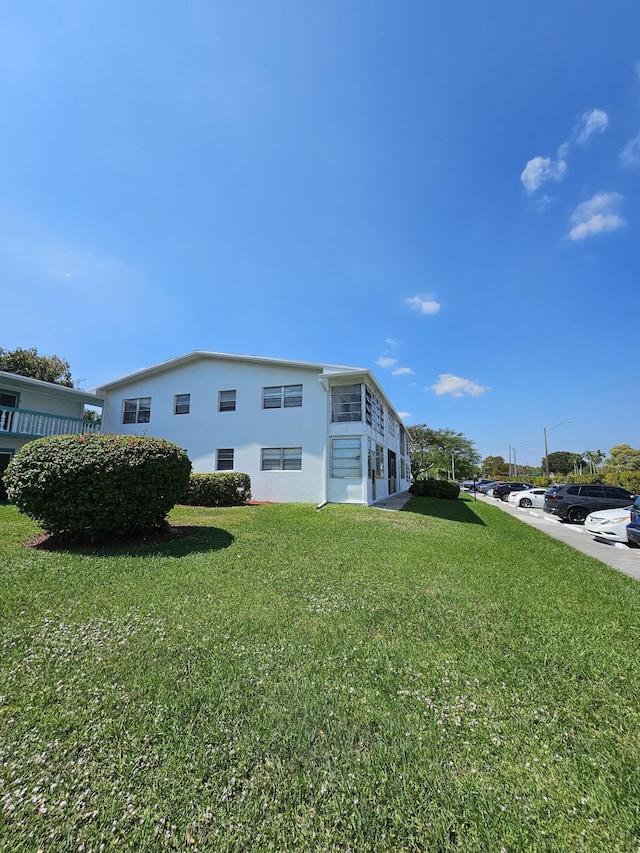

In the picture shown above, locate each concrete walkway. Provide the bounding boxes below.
[372,491,413,511]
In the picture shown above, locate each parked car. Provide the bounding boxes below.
[478,480,501,495]
[461,478,495,491]
[507,487,548,509]
[627,495,640,547]
[585,505,634,545]
[543,483,637,524]
[492,482,534,501]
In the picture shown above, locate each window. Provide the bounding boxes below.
[262,385,303,409]
[580,485,605,497]
[331,383,362,422]
[261,447,302,471]
[216,448,234,471]
[331,437,362,478]
[219,390,236,412]
[367,440,385,478]
[365,385,385,436]
[604,486,633,499]
[123,398,151,424]
[174,393,190,415]
[0,391,18,432]
[0,392,18,409]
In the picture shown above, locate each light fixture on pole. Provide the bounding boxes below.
[543,421,573,477]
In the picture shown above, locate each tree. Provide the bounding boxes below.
[583,450,605,474]
[543,450,581,477]
[604,444,640,472]
[406,424,480,481]
[483,455,509,478]
[0,347,75,387]
[569,453,584,475]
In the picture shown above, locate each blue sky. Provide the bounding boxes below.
[2,1,639,468]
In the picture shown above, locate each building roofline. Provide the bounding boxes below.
[91,351,367,392]
[0,371,104,406]
[92,352,407,427]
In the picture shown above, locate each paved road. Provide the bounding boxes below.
[474,492,640,581]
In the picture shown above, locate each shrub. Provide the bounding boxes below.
[604,471,640,494]
[409,478,460,500]
[3,433,191,542]
[182,472,251,507]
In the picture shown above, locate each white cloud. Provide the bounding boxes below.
[567,192,625,241]
[385,337,400,347]
[376,356,397,368]
[405,295,441,315]
[520,156,567,194]
[397,411,411,421]
[621,132,640,167]
[392,366,415,376]
[576,108,609,144]
[429,374,489,398]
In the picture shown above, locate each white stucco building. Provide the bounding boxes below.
[0,371,103,484]
[95,351,411,505]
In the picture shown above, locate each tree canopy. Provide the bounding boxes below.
[0,347,75,388]
[406,424,480,480]
[604,444,640,472]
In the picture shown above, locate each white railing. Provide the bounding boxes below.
[0,406,101,437]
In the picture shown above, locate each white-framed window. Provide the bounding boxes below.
[122,397,151,424]
[331,383,362,422]
[367,439,385,478]
[216,448,234,471]
[219,390,236,412]
[365,385,384,437]
[262,385,303,409]
[174,393,190,415]
[261,447,302,471]
[331,437,362,478]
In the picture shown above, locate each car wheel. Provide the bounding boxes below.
[519,498,532,507]
[567,506,588,524]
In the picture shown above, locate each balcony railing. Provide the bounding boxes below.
[0,406,101,438]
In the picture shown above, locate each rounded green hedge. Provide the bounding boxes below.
[4,433,192,542]
[409,478,460,500]
[182,472,251,507]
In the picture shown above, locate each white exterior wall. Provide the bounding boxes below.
[100,359,329,504]
[97,353,412,506]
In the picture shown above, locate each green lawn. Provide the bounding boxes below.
[1,496,639,852]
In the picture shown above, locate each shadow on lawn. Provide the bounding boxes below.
[28,525,235,558]
[401,496,487,525]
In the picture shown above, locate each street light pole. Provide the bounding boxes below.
[544,427,549,477]
[543,421,573,478]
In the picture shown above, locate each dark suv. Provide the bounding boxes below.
[492,481,534,501]
[628,495,640,547]
[543,483,637,524]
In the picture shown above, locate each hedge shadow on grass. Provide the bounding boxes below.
[401,495,487,526]
[28,525,235,558]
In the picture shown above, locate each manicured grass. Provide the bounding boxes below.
[1,496,639,851]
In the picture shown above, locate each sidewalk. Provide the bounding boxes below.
[372,491,412,511]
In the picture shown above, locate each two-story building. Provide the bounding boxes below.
[0,371,103,491]
[95,351,411,506]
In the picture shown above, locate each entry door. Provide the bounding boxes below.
[0,450,12,499]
